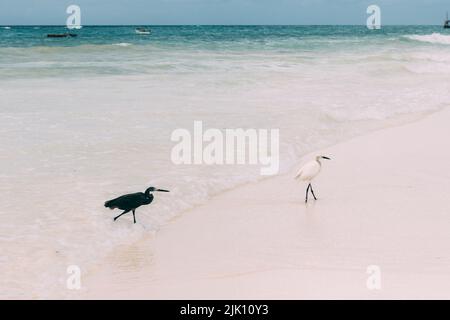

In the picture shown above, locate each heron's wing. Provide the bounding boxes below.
[105,192,144,209]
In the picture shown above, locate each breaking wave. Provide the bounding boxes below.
[405,33,450,45]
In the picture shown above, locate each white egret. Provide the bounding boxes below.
[295,156,331,203]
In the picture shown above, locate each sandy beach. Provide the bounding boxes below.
[78,107,450,299]
[4,25,450,299]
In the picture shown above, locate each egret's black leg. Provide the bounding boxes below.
[132,209,136,224]
[305,183,311,203]
[310,184,317,200]
[114,209,130,221]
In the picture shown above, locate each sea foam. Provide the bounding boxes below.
[405,33,450,45]
[113,42,133,47]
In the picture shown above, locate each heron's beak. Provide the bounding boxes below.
[156,189,170,192]
[322,156,331,160]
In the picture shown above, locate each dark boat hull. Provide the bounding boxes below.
[47,33,77,38]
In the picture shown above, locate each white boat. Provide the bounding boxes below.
[135,27,151,35]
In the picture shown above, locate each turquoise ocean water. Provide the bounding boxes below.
[1,25,450,78]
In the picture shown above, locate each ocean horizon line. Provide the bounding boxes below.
[0,24,444,27]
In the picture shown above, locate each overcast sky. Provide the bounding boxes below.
[0,0,448,25]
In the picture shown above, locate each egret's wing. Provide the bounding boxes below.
[295,168,303,179]
[295,160,320,180]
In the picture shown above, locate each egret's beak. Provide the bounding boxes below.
[156,189,170,192]
[321,156,331,160]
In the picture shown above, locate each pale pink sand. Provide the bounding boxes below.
[79,108,450,299]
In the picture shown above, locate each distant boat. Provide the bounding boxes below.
[444,12,450,29]
[135,27,151,35]
[47,33,78,38]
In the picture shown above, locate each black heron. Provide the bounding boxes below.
[104,187,169,223]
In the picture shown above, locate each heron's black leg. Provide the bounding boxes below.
[114,209,130,221]
[310,184,317,200]
[132,210,136,224]
[305,183,310,203]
